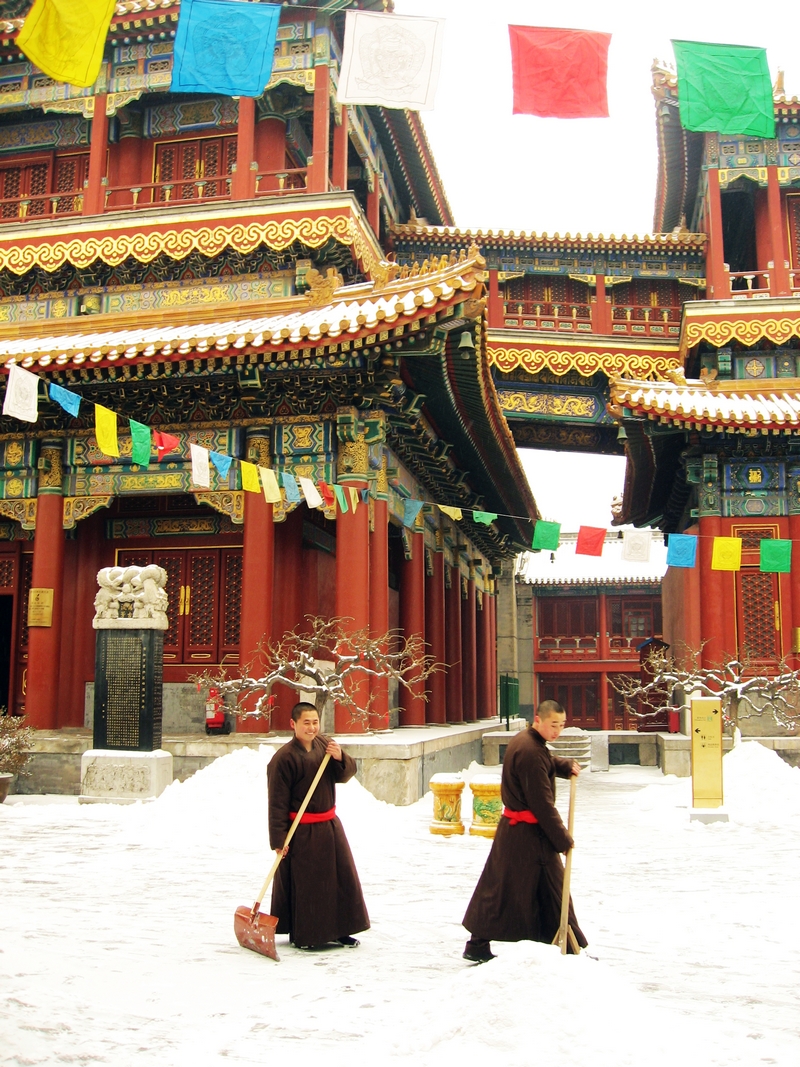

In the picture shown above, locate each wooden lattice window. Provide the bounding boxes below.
[0,556,14,589]
[738,570,780,662]
[187,552,217,648]
[18,553,33,648]
[155,137,236,201]
[538,597,597,638]
[0,160,49,218]
[53,153,89,213]
[221,551,242,651]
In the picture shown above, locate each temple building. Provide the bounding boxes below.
[0,0,538,742]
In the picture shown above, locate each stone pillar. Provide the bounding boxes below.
[496,568,518,677]
[335,417,370,732]
[309,59,330,193]
[399,526,426,726]
[83,94,109,215]
[424,539,446,723]
[232,96,257,199]
[25,441,65,729]
[516,581,535,720]
[476,583,493,718]
[369,495,390,730]
[332,103,349,192]
[238,431,275,734]
[461,567,478,721]
[445,559,463,722]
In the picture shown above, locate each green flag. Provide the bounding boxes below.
[672,40,775,138]
[472,510,498,525]
[760,538,791,573]
[532,520,561,551]
[129,419,151,466]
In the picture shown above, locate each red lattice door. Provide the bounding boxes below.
[0,160,50,218]
[53,152,89,214]
[154,137,235,201]
[539,674,600,729]
[735,570,781,664]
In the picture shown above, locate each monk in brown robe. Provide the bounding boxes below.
[268,702,370,950]
[462,699,588,962]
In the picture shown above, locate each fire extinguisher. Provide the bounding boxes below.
[205,685,230,735]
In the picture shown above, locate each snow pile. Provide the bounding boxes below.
[722,740,800,826]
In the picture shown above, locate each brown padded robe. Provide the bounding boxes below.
[463,726,588,948]
[267,734,370,947]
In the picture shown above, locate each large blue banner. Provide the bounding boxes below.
[171,0,281,97]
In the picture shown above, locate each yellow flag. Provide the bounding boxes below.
[241,461,261,493]
[259,466,281,504]
[711,536,742,571]
[347,486,360,513]
[18,0,116,89]
[94,404,118,458]
[439,505,463,521]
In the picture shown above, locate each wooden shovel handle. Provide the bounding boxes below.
[556,774,578,955]
[251,751,332,917]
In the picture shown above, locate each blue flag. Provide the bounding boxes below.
[403,499,424,528]
[49,382,81,417]
[666,533,698,569]
[282,471,301,503]
[209,451,233,478]
[171,0,281,96]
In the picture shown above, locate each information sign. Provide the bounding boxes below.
[691,697,723,808]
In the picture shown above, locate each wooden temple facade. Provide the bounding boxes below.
[0,0,538,735]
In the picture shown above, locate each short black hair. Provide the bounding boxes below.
[537,699,566,720]
[290,701,318,722]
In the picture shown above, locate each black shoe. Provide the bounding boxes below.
[462,938,496,964]
[336,936,360,948]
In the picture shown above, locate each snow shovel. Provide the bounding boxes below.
[234,752,331,962]
[553,774,581,956]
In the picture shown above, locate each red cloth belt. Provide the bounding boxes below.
[289,806,336,824]
[502,807,538,826]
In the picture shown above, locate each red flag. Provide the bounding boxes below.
[508,26,611,118]
[153,430,180,460]
[576,526,605,556]
[318,481,335,507]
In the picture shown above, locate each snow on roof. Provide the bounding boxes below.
[517,530,668,586]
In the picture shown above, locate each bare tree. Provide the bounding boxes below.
[610,644,800,732]
[195,615,441,731]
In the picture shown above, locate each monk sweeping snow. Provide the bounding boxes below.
[462,699,588,963]
[267,702,370,950]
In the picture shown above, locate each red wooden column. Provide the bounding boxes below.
[598,593,610,729]
[26,442,65,729]
[445,562,463,722]
[232,96,257,199]
[254,116,287,191]
[767,165,791,295]
[367,167,381,235]
[487,584,498,717]
[369,496,390,730]
[83,94,109,215]
[424,544,446,723]
[706,168,729,299]
[487,269,503,328]
[335,480,370,732]
[790,514,800,668]
[238,433,275,733]
[399,529,426,725]
[332,104,349,192]
[309,62,330,193]
[699,514,725,669]
[591,274,612,334]
[461,568,478,720]
[476,584,494,718]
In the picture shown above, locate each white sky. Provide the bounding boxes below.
[395,0,797,528]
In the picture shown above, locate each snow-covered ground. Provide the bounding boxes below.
[2,741,799,1067]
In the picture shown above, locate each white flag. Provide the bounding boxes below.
[3,364,39,423]
[337,10,445,111]
[622,529,652,563]
[298,476,323,509]
[190,443,210,488]
[259,466,281,504]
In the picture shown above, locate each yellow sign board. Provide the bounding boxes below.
[27,587,54,627]
[691,697,723,808]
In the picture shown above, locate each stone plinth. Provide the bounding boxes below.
[690,807,729,824]
[429,773,465,835]
[469,775,502,837]
[79,749,173,805]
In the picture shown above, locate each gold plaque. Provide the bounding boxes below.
[691,697,723,808]
[28,588,54,627]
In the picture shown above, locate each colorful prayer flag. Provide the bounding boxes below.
[760,538,791,573]
[672,40,775,138]
[337,10,445,111]
[3,364,40,423]
[508,25,611,118]
[472,510,498,526]
[171,0,281,97]
[17,0,115,89]
[299,476,323,509]
[94,404,119,458]
[711,536,742,571]
[282,471,301,503]
[360,488,369,504]
[259,466,281,504]
[209,451,232,478]
[347,487,360,513]
[666,533,697,569]
[576,525,606,557]
[240,460,260,493]
[333,483,348,513]
[439,505,463,521]
[153,431,180,460]
[621,529,652,563]
[190,443,210,489]
[318,481,335,508]
[532,520,561,551]
[403,498,424,527]
[129,420,151,466]
[49,381,80,417]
